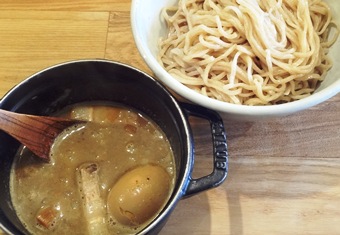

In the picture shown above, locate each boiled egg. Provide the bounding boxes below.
[107,164,171,227]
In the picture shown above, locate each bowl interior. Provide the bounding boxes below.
[131,0,340,118]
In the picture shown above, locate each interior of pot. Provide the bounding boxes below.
[0,60,192,234]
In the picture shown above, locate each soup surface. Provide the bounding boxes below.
[10,104,175,234]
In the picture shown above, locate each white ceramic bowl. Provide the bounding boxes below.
[131,0,340,119]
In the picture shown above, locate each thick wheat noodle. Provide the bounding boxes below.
[158,0,339,105]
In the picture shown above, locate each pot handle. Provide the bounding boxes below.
[180,102,228,198]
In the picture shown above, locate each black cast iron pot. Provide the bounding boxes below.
[0,60,228,234]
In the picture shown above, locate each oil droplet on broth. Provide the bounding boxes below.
[125,142,136,154]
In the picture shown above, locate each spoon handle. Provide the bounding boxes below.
[0,109,79,161]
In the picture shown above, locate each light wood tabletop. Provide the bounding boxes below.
[1,1,340,234]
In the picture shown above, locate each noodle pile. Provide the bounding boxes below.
[158,0,339,105]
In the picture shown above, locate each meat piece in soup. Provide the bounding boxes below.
[10,104,176,234]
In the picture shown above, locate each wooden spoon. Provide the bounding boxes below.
[0,109,83,161]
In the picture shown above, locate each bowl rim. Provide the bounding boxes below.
[130,0,340,117]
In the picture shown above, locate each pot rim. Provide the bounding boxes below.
[0,59,195,235]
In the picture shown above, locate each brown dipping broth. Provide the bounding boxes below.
[10,104,176,234]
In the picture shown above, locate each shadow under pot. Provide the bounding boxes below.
[0,59,228,234]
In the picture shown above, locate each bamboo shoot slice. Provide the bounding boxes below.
[78,163,108,235]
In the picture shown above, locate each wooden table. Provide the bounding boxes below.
[1,1,340,234]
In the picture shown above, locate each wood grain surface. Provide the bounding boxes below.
[1,1,340,235]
